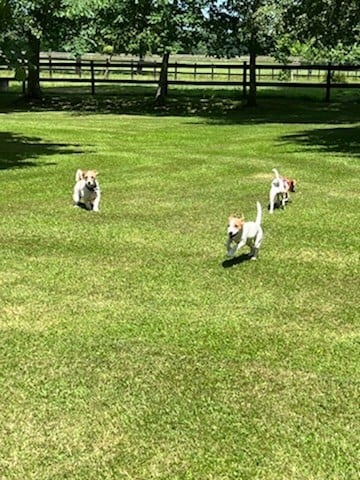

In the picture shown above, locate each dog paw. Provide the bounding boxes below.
[251,256,257,261]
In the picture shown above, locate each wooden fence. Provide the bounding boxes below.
[1,59,359,101]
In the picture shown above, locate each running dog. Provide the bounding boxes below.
[226,201,263,260]
[269,168,296,213]
[73,169,101,211]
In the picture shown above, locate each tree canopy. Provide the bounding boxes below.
[0,0,359,100]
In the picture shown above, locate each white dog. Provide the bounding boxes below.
[226,201,263,260]
[73,169,101,211]
[269,168,291,214]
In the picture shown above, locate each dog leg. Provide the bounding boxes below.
[251,231,263,260]
[269,190,276,214]
[227,245,238,257]
[280,193,285,209]
[92,195,100,212]
[250,247,259,260]
[225,236,232,252]
[73,189,81,207]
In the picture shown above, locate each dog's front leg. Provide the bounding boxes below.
[227,240,245,257]
[92,195,100,212]
[73,188,81,207]
[227,245,238,257]
[225,236,232,252]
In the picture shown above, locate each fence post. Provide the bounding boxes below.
[75,56,82,77]
[105,58,110,78]
[48,52,52,78]
[22,58,26,94]
[90,60,95,95]
[242,61,247,97]
[325,63,331,102]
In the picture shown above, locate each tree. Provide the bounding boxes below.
[0,0,103,98]
[0,0,64,98]
[282,0,360,63]
[88,0,205,103]
[206,0,289,106]
[86,0,205,62]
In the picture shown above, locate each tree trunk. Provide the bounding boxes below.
[247,48,257,107]
[26,32,41,99]
[155,52,170,105]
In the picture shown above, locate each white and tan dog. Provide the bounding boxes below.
[226,201,263,260]
[73,169,101,211]
[269,168,296,214]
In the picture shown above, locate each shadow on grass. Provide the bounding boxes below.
[222,253,253,268]
[1,87,359,159]
[1,86,359,127]
[280,125,360,158]
[0,131,83,170]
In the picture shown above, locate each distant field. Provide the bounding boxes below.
[0,88,359,479]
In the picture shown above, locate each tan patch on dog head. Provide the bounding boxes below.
[84,169,98,179]
[228,214,245,235]
[83,169,98,185]
[227,214,245,239]
[228,214,245,230]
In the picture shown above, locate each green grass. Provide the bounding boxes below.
[0,88,359,480]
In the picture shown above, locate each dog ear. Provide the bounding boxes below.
[75,169,85,181]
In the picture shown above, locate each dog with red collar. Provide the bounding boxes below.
[73,169,101,211]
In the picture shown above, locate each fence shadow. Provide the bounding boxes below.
[2,87,359,127]
[0,131,83,170]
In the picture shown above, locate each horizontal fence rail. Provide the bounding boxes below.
[1,59,359,101]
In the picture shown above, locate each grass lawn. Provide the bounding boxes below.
[0,87,359,479]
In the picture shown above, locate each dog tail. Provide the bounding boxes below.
[255,201,262,226]
[75,169,84,182]
[272,168,280,179]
